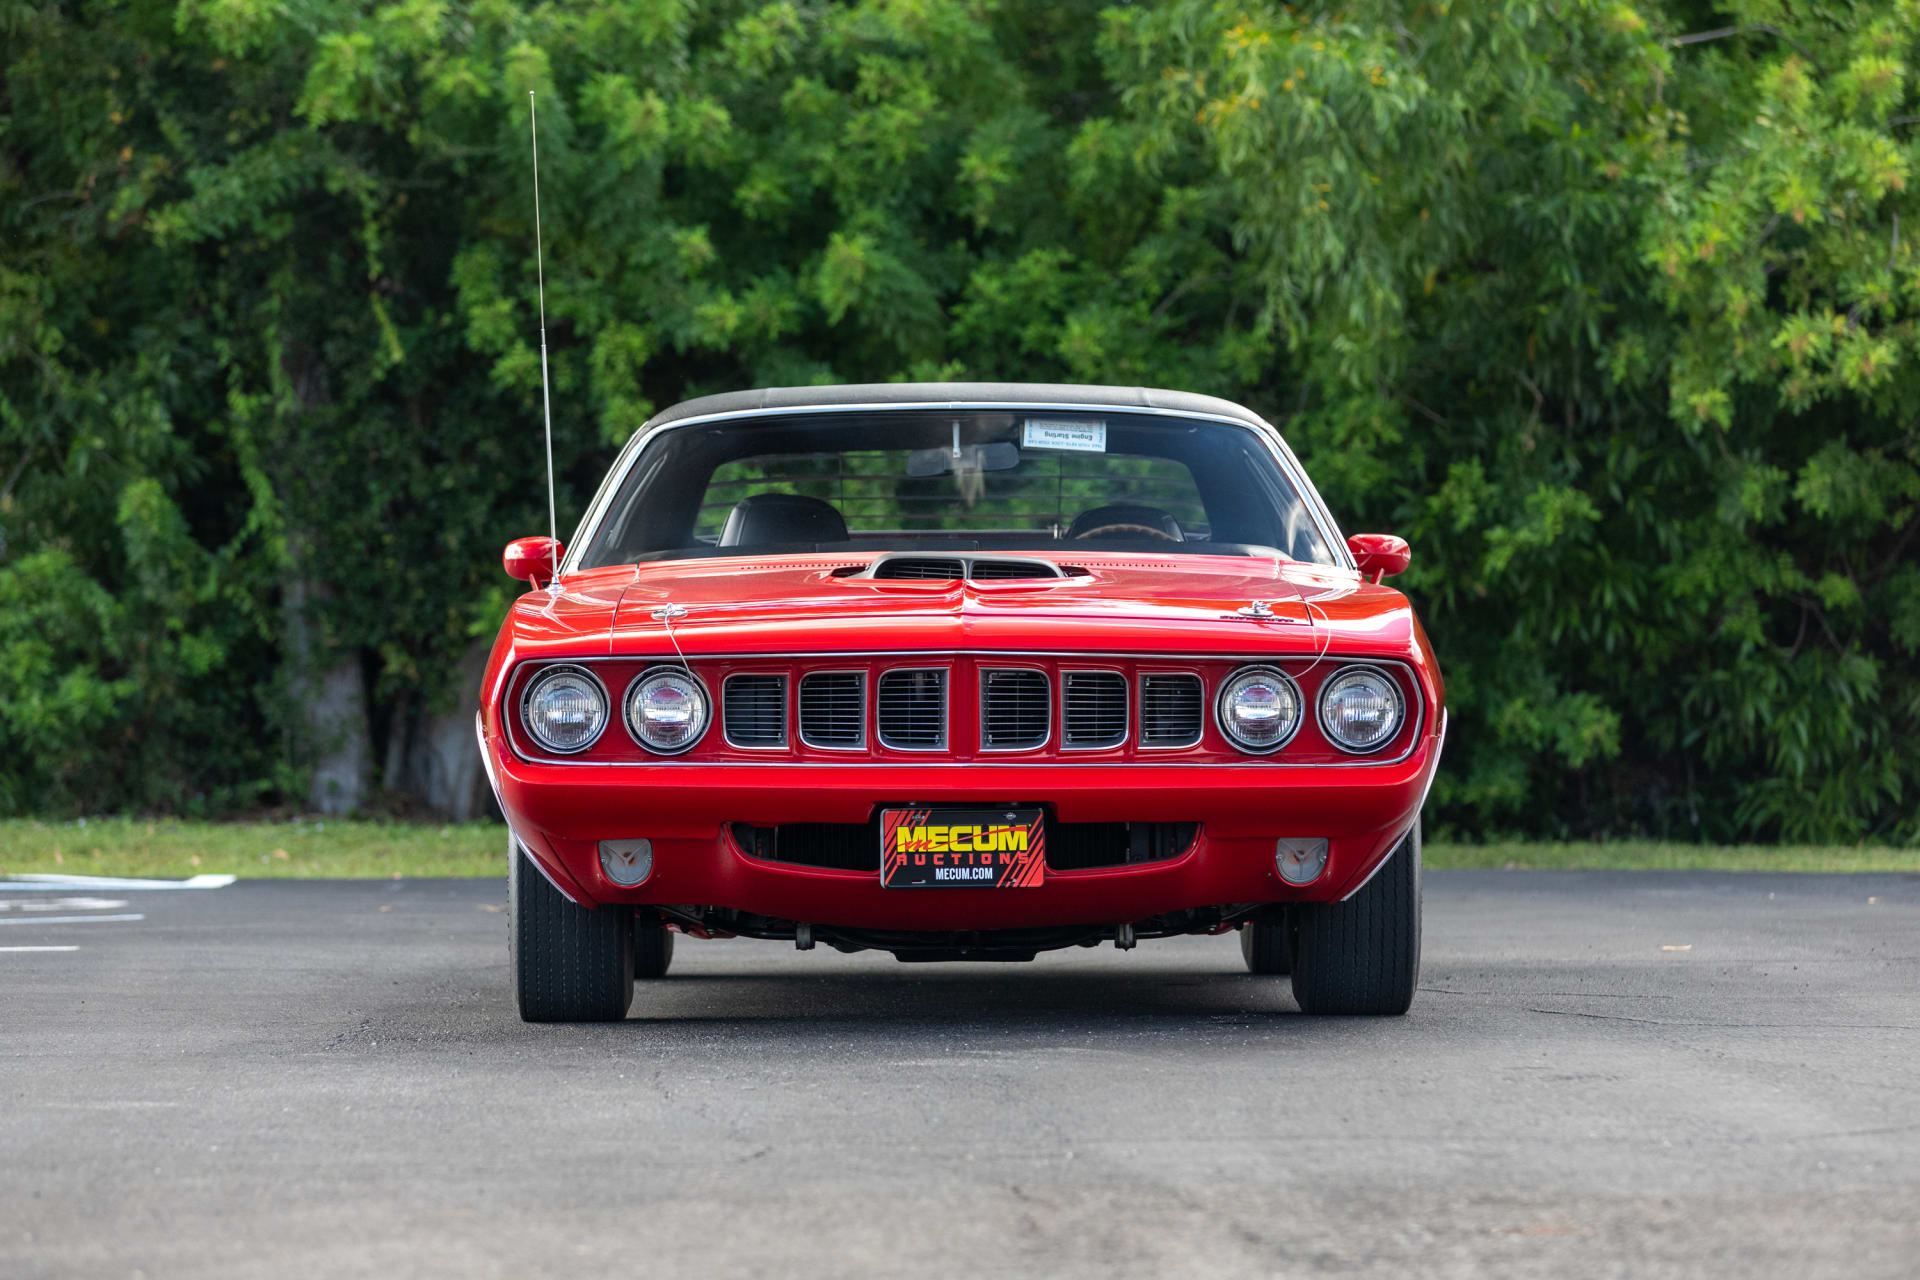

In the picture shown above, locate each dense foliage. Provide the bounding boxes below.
[2,0,1915,841]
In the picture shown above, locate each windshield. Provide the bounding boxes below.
[574,409,1336,568]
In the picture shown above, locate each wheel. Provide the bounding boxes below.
[1240,912,1292,975]
[634,918,675,978]
[509,834,634,1022]
[1290,821,1422,1015]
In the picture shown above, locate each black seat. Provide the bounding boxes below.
[718,493,850,547]
[1066,503,1185,541]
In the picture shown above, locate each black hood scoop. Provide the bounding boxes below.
[860,554,1066,581]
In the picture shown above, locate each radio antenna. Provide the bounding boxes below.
[528,90,559,588]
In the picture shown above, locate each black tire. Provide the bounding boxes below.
[634,919,675,979]
[1240,913,1292,975]
[509,835,634,1022]
[1290,821,1422,1015]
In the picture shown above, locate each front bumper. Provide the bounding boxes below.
[483,718,1443,928]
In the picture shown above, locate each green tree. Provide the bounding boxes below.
[1,0,1914,842]
[1117,0,1920,841]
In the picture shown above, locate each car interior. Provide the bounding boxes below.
[710,494,1195,549]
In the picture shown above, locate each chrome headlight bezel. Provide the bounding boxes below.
[518,664,611,756]
[624,667,712,755]
[1316,664,1406,755]
[1214,664,1304,755]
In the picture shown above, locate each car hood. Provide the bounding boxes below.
[566,553,1417,658]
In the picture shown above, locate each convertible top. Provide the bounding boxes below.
[642,382,1273,433]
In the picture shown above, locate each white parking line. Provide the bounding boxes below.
[1,874,234,891]
[0,945,80,953]
[0,914,145,927]
[0,899,129,912]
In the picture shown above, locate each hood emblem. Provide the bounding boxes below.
[651,604,688,621]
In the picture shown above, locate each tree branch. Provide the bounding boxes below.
[1873,516,1919,581]
[1515,371,1546,420]
[1786,603,1810,662]
[0,443,35,505]
[1400,393,1448,425]
[1789,595,1846,653]
[1151,272,1217,322]
[1665,25,1826,77]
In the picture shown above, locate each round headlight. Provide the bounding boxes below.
[1216,666,1302,754]
[625,668,710,754]
[520,666,609,754]
[1318,666,1405,753]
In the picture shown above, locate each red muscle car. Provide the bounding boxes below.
[479,384,1444,1021]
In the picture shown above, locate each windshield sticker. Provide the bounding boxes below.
[1022,419,1107,453]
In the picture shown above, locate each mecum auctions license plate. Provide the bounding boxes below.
[880,808,1046,888]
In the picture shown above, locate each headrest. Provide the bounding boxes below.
[717,492,850,547]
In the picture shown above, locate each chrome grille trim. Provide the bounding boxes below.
[1061,670,1129,750]
[979,668,1051,751]
[797,671,866,750]
[876,668,947,751]
[1139,673,1204,748]
[720,673,787,749]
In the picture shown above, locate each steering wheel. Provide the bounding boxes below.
[1071,522,1182,542]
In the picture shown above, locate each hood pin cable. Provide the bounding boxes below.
[651,604,693,673]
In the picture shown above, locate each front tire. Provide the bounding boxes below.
[1240,912,1292,975]
[634,918,675,979]
[1290,821,1422,1015]
[509,835,634,1022]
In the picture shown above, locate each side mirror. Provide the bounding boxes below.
[1347,533,1410,583]
[503,536,562,585]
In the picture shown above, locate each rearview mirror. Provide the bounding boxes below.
[503,536,562,585]
[1347,533,1410,582]
[905,441,1021,477]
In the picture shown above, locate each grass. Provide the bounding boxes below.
[0,818,506,880]
[1,819,1914,880]
[1424,840,1917,874]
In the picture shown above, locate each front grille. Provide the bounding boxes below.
[980,668,1050,750]
[722,674,786,747]
[798,671,865,749]
[1046,821,1198,870]
[877,669,947,749]
[1140,674,1204,747]
[1062,672,1127,749]
[873,557,964,580]
[732,822,877,871]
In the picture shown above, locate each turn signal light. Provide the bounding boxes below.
[1275,837,1329,885]
[599,839,654,887]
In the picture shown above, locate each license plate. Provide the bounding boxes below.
[880,807,1046,888]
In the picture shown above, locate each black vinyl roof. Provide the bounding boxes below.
[643,382,1272,432]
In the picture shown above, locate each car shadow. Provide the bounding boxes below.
[365,963,1430,1054]
[606,966,1314,1030]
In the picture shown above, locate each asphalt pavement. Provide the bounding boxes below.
[3,870,1917,1279]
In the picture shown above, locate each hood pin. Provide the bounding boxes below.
[1231,600,1303,624]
